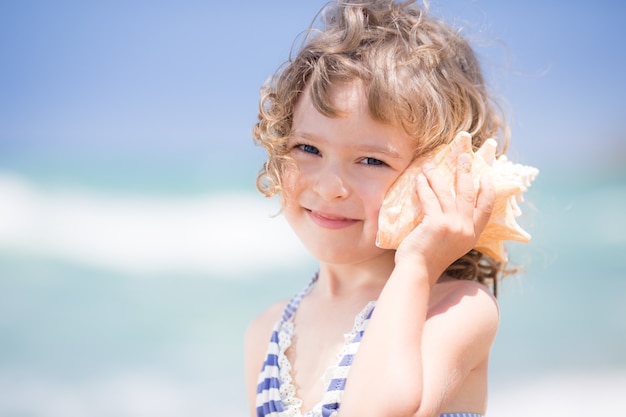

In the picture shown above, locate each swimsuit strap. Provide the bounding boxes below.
[318,301,376,417]
[281,273,319,323]
[255,274,320,417]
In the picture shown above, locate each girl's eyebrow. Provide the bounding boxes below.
[290,130,404,160]
[357,144,404,160]
[289,131,319,141]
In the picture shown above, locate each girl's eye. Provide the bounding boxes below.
[361,157,385,166]
[298,144,320,155]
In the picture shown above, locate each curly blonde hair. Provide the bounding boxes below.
[253,0,510,293]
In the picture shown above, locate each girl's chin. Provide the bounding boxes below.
[306,243,391,266]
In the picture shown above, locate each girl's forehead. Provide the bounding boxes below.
[327,81,366,107]
[295,80,370,120]
[295,81,413,138]
[292,83,415,157]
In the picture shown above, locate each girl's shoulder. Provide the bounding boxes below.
[244,298,290,410]
[246,275,318,341]
[431,277,498,310]
[427,278,500,341]
[246,299,288,342]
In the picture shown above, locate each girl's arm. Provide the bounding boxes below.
[339,153,497,417]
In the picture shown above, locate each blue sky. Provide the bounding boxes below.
[1,0,625,190]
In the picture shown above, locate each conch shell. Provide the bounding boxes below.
[376,131,539,263]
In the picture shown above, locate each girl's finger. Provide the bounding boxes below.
[416,171,443,215]
[455,153,476,219]
[473,173,495,234]
[422,163,455,212]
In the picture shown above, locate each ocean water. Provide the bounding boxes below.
[1,164,625,416]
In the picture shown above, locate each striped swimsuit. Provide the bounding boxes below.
[255,275,483,417]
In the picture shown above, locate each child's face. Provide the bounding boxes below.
[282,81,415,265]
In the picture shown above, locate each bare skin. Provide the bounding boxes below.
[245,81,498,417]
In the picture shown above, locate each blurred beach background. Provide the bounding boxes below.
[1,1,625,416]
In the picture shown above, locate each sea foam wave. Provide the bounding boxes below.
[0,370,624,417]
[0,372,247,417]
[0,173,308,277]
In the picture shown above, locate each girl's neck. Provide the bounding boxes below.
[315,251,395,299]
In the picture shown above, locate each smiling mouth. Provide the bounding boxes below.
[306,209,358,229]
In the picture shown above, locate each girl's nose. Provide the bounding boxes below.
[312,164,350,201]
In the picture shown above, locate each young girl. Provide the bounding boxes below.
[246,1,508,416]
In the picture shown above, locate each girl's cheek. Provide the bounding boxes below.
[281,160,300,189]
[281,170,305,209]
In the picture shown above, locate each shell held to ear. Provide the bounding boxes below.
[376,131,539,263]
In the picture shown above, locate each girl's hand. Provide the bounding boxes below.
[394,153,495,285]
